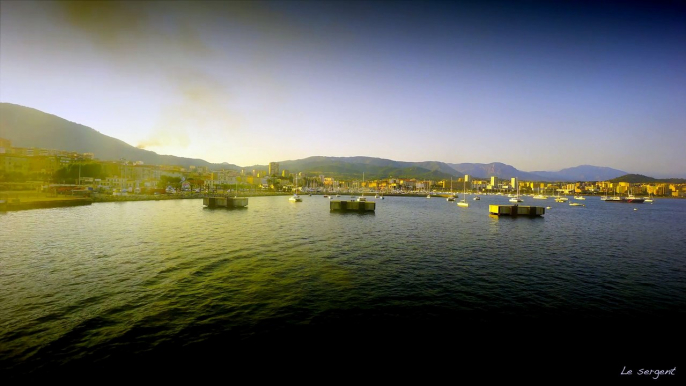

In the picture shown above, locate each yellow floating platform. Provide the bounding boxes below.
[489,204,545,216]
[203,196,248,208]
[330,200,376,212]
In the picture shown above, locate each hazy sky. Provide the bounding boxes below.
[1,0,685,177]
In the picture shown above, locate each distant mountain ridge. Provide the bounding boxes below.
[255,156,461,181]
[531,165,630,182]
[446,162,546,181]
[0,102,653,181]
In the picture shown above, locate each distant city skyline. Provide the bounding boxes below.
[1,0,685,178]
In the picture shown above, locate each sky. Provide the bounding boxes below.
[1,0,685,177]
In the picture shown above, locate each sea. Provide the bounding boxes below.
[1,195,684,383]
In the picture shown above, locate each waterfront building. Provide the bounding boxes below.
[269,162,279,177]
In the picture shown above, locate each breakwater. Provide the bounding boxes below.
[0,197,92,211]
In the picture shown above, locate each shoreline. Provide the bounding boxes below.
[2,191,681,212]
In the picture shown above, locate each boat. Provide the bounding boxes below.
[605,196,645,203]
[604,187,645,204]
[532,187,547,199]
[446,178,456,201]
[473,196,480,200]
[457,180,469,207]
[644,193,654,203]
[574,196,586,200]
[569,202,585,206]
[289,175,302,202]
[600,186,610,201]
[509,180,523,203]
[554,190,568,202]
[356,172,366,202]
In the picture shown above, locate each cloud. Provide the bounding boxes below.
[57,1,214,57]
[135,68,242,150]
[55,1,245,150]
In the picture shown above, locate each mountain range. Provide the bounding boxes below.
[0,102,653,182]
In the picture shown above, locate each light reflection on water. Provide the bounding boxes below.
[1,195,685,378]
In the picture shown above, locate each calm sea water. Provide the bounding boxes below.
[2,195,685,381]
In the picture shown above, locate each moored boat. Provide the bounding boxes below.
[605,189,645,204]
[457,180,469,207]
[604,197,645,203]
[289,175,303,202]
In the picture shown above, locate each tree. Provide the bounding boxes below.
[53,163,107,184]
[158,176,182,189]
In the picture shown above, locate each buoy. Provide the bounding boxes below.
[634,208,637,211]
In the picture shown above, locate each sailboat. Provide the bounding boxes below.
[533,186,547,200]
[457,180,469,207]
[472,188,481,200]
[509,180,523,202]
[289,174,302,202]
[600,185,610,201]
[356,172,366,202]
[645,192,654,203]
[554,189,568,202]
[447,178,456,201]
[604,187,644,204]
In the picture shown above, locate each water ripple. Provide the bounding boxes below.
[2,196,685,377]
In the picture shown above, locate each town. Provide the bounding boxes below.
[1,138,685,199]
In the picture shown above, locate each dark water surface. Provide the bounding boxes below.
[2,195,684,382]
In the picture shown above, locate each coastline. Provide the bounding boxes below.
[2,191,681,212]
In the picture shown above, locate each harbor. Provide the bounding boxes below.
[2,194,685,382]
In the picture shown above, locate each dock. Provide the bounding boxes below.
[489,204,545,217]
[0,194,93,212]
[330,200,376,212]
[203,196,248,208]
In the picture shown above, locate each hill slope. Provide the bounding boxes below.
[0,103,240,169]
[2,103,662,182]
[247,156,463,180]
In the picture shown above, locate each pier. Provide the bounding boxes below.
[0,195,92,212]
[330,200,376,212]
[489,204,545,217]
[203,196,248,208]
